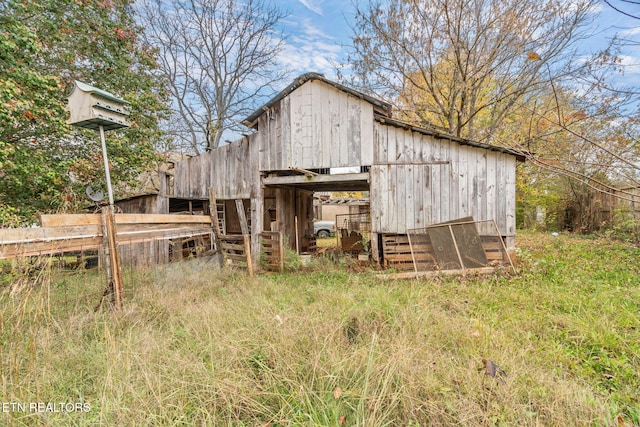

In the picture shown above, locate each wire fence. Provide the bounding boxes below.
[336,212,371,254]
[0,247,222,320]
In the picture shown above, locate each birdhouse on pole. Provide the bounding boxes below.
[67,81,130,206]
[67,81,129,310]
[67,80,130,131]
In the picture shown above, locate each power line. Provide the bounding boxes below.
[603,0,640,19]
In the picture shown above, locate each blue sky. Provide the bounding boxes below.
[277,0,356,78]
[277,0,640,84]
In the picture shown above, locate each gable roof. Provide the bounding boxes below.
[243,72,526,161]
[242,72,393,127]
[69,80,130,105]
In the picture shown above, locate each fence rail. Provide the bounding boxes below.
[261,231,284,272]
[0,214,213,261]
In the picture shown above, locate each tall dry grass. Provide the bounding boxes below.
[1,232,639,426]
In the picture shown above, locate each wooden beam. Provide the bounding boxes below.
[289,167,319,176]
[377,267,497,280]
[263,172,369,186]
[235,200,250,236]
[0,225,101,243]
[235,199,253,276]
[40,213,211,227]
[115,214,211,224]
[40,214,101,227]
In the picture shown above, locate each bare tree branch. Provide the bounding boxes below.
[137,0,289,153]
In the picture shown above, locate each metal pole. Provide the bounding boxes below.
[99,125,114,205]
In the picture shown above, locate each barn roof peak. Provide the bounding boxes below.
[242,72,393,128]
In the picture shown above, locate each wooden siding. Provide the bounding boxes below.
[370,124,516,239]
[173,151,212,199]
[115,194,167,214]
[257,99,288,171]
[263,80,374,170]
[173,136,260,201]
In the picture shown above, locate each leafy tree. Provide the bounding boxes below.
[1,4,68,223]
[350,0,640,234]
[0,0,168,224]
[349,0,610,142]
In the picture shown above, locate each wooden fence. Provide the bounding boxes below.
[0,213,213,263]
[261,231,284,272]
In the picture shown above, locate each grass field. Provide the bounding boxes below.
[1,231,639,426]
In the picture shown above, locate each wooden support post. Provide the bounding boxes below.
[243,235,254,277]
[407,232,420,279]
[371,232,380,266]
[278,230,285,273]
[294,215,299,254]
[235,200,253,276]
[98,206,123,310]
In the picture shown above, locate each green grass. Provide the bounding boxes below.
[1,231,639,426]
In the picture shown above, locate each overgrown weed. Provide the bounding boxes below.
[1,232,639,425]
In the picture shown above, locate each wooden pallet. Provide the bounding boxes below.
[381,233,509,272]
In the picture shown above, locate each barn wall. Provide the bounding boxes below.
[257,100,289,171]
[171,77,520,263]
[210,137,255,199]
[173,135,260,201]
[115,194,164,214]
[264,80,374,170]
[370,124,516,241]
[173,151,212,199]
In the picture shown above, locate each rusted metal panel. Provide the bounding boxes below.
[426,218,487,270]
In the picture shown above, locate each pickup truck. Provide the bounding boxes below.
[313,220,336,238]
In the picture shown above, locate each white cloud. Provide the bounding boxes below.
[298,0,323,15]
[618,55,640,74]
[277,18,343,77]
[620,27,640,37]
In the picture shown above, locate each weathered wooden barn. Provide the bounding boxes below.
[172,73,525,268]
[97,172,211,266]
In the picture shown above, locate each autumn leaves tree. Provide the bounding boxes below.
[350,0,602,141]
[350,0,640,233]
[0,0,168,223]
